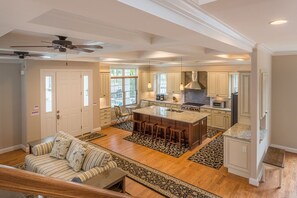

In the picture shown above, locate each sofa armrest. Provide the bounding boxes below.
[31,141,54,156]
[72,161,117,183]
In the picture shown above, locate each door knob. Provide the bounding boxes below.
[57,114,60,120]
[57,110,60,113]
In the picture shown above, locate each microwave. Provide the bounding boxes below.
[213,101,226,108]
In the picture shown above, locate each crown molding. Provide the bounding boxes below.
[119,0,256,52]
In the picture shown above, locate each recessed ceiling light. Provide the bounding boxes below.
[215,54,229,59]
[236,58,244,61]
[269,19,288,25]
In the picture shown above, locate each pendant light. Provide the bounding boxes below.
[147,59,152,89]
[179,57,184,91]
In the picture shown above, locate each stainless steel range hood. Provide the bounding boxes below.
[185,71,205,90]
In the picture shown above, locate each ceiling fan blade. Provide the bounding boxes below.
[41,41,52,44]
[74,45,103,49]
[66,45,94,53]
[0,53,17,56]
[10,45,53,48]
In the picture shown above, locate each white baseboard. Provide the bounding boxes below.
[270,144,297,154]
[21,144,29,153]
[249,164,264,187]
[0,144,23,154]
[91,127,102,133]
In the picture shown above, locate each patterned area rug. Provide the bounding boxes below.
[124,134,188,158]
[76,132,106,142]
[207,127,222,138]
[112,121,133,132]
[89,143,221,198]
[188,135,224,169]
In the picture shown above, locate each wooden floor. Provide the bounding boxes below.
[1,127,297,198]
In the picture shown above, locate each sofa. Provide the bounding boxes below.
[25,131,117,183]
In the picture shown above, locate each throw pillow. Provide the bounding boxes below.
[82,148,112,171]
[68,144,87,172]
[50,136,72,159]
[66,139,88,161]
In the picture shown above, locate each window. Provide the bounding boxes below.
[157,73,167,94]
[83,76,89,106]
[45,76,53,112]
[111,68,137,107]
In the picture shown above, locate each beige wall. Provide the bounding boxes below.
[272,55,297,149]
[24,60,100,143]
[0,63,22,149]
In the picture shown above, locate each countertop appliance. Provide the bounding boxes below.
[160,94,165,101]
[181,102,204,112]
[213,100,226,108]
[231,92,238,126]
[156,94,160,100]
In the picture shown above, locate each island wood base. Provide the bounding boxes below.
[133,112,207,150]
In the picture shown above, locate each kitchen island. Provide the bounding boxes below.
[132,106,209,150]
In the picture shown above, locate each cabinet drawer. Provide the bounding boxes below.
[100,112,111,117]
[101,118,111,126]
[212,110,225,114]
[100,115,111,120]
[226,112,231,116]
[200,108,212,113]
[100,108,111,113]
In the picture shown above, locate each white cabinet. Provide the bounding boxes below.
[100,73,110,98]
[212,110,226,129]
[200,107,231,129]
[167,73,181,94]
[100,107,111,127]
[224,136,250,178]
[260,71,268,119]
[239,72,251,117]
[207,72,229,97]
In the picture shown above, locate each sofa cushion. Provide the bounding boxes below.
[68,144,87,172]
[32,141,54,156]
[50,136,72,159]
[25,154,58,172]
[82,147,112,171]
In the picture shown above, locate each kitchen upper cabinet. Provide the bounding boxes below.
[100,72,110,99]
[239,72,251,117]
[207,72,229,97]
[260,71,268,119]
[167,73,181,94]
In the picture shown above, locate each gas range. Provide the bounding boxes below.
[181,102,205,112]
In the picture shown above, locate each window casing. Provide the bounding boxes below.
[157,73,167,94]
[111,68,137,107]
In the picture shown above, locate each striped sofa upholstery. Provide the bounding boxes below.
[25,131,117,183]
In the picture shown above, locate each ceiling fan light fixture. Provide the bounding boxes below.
[42,55,51,59]
[269,19,288,25]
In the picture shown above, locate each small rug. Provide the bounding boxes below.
[112,121,133,132]
[124,134,188,158]
[188,135,224,169]
[76,132,106,142]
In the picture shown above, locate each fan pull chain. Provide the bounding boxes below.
[66,52,68,66]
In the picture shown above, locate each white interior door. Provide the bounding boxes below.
[56,71,82,136]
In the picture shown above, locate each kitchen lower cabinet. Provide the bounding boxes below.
[224,136,250,178]
[225,112,231,129]
[212,110,226,129]
[100,107,111,128]
[200,108,212,127]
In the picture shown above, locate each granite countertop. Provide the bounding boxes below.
[133,106,209,124]
[201,105,231,112]
[223,123,251,141]
[142,98,183,105]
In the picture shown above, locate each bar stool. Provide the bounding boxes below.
[132,120,144,136]
[154,125,170,145]
[169,128,186,149]
[143,122,156,137]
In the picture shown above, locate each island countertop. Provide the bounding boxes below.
[133,106,209,123]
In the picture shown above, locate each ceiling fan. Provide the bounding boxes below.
[0,51,45,59]
[11,35,103,53]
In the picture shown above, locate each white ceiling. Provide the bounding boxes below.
[0,0,272,65]
[201,0,297,55]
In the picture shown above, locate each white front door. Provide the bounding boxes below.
[56,71,82,136]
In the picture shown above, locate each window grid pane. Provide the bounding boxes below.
[83,76,89,107]
[45,76,53,113]
[111,78,123,107]
[159,74,167,94]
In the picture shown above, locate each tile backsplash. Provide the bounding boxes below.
[184,89,210,105]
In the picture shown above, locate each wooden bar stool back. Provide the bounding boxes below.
[169,128,185,149]
[143,122,156,137]
[132,120,144,136]
[154,125,170,145]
